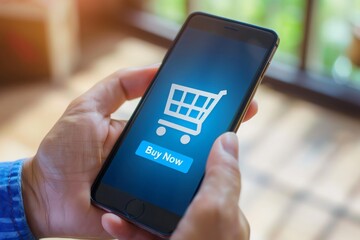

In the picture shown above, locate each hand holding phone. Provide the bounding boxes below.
[21,67,160,239]
[102,132,250,240]
[92,12,279,238]
[21,66,256,239]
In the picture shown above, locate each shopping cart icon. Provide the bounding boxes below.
[156,83,227,144]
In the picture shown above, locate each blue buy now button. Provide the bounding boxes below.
[135,140,193,173]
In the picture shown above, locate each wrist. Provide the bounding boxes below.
[22,157,48,238]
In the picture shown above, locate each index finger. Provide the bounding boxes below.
[83,66,158,116]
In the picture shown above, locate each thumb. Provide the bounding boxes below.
[171,132,242,240]
[201,132,241,198]
[74,67,158,117]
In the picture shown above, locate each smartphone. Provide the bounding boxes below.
[91,12,279,238]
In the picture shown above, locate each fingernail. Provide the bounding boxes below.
[221,132,239,158]
[105,213,122,224]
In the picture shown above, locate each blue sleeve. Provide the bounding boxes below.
[0,160,36,239]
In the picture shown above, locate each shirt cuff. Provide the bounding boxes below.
[0,160,36,239]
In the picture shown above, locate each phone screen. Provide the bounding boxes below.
[92,13,278,234]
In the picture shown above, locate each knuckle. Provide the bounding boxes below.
[206,155,241,189]
[222,157,242,188]
[66,96,95,115]
[224,153,241,178]
[67,97,86,111]
[195,194,225,219]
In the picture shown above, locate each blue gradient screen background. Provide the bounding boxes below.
[102,26,267,216]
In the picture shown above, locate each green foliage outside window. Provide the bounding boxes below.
[149,0,360,87]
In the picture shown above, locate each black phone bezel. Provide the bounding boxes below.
[91,12,279,238]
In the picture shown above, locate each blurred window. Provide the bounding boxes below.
[308,0,360,88]
[123,0,360,111]
[189,0,305,66]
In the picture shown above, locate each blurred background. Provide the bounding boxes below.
[0,0,359,239]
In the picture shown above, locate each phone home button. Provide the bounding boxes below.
[125,199,145,219]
